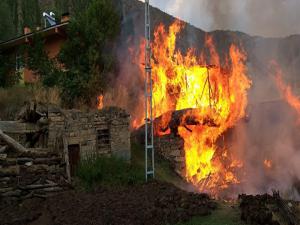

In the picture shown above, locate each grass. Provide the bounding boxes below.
[131,142,185,185]
[76,143,246,225]
[176,202,245,225]
[75,142,184,190]
[75,155,144,189]
[0,86,31,120]
[0,84,61,120]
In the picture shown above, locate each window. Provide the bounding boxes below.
[15,53,24,72]
[97,129,110,149]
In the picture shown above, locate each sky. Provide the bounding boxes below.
[140,0,300,37]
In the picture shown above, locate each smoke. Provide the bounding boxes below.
[106,0,300,198]
[231,47,300,199]
[140,0,300,37]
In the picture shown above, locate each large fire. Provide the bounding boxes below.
[138,20,252,195]
[97,95,104,110]
[274,66,300,121]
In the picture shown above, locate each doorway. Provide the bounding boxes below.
[68,144,80,176]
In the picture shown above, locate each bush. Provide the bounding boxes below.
[0,52,20,88]
[76,155,144,189]
[58,0,121,107]
[0,84,61,120]
[0,86,31,120]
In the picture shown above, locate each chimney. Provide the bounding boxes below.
[61,12,70,23]
[24,26,31,35]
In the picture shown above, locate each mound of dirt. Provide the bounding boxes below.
[0,181,217,225]
[239,194,279,225]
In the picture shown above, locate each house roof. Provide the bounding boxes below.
[0,22,69,51]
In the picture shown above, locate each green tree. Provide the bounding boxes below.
[0,51,20,87]
[25,35,61,87]
[22,0,41,30]
[59,0,120,107]
[0,1,14,41]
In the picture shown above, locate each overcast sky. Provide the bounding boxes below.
[140,0,300,37]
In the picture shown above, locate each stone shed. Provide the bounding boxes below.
[0,106,131,198]
[47,107,131,176]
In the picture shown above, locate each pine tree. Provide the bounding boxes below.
[22,0,41,29]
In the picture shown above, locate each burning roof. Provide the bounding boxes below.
[134,20,252,195]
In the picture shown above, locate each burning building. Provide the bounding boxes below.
[109,0,300,199]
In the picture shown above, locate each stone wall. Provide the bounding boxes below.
[154,134,185,176]
[0,148,67,198]
[48,107,131,161]
[0,106,131,195]
[0,121,47,148]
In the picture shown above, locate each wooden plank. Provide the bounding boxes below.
[63,136,71,183]
[0,129,28,153]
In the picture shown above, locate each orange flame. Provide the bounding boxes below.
[274,66,300,121]
[139,20,251,195]
[264,159,272,169]
[97,95,104,110]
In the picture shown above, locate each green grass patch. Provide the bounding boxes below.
[131,142,184,185]
[176,203,245,225]
[76,155,144,189]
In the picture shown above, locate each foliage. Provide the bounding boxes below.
[131,142,185,186]
[25,35,62,87]
[0,86,31,120]
[30,83,62,106]
[0,0,41,41]
[0,0,121,108]
[59,0,120,107]
[176,203,245,225]
[21,0,41,29]
[0,85,61,120]
[0,1,14,41]
[76,155,144,189]
[0,52,21,87]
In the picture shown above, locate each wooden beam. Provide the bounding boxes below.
[63,136,71,183]
[0,145,8,153]
[0,129,28,153]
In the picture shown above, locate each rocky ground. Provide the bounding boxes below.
[0,181,216,225]
[239,193,300,225]
[1,180,300,225]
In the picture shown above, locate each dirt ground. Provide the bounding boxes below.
[0,181,217,225]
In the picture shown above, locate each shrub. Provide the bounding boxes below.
[76,155,144,189]
[58,0,121,107]
[0,84,61,120]
[30,83,61,106]
[0,86,31,120]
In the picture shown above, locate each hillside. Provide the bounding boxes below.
[1,0,300,101]
[114,0,300,106]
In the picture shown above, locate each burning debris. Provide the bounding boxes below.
[239,191,300,225]
[133,20,252,196]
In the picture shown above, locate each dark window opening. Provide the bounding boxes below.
[97,129,110,149]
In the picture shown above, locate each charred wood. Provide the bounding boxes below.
[273,191,299,225]
[18,183,58,191]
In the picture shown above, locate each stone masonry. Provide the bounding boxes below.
[48,106,131,161]
[154,134,186,176]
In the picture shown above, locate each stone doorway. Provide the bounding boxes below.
[68,144,80,176]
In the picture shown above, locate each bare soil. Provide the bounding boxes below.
[0,181,216,225]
